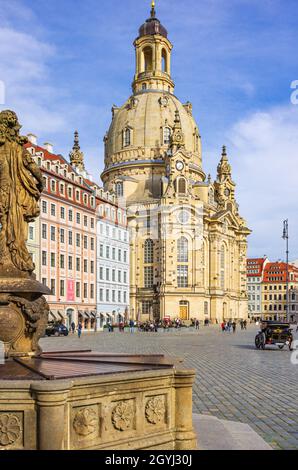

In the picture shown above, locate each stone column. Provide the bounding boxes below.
[31,381,71,450]
[174,370,197,450]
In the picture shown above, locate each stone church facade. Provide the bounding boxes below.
[101,4,251,323]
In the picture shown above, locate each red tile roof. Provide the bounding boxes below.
[263,262,298,283]
[247,258,267,277]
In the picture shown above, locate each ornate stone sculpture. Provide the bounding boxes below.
[0,110,50,358]
[73,408,98,437]
[112,401,133,431]
[0,413,22,447]
[145,397,166,425]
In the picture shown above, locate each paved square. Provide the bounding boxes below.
[41,325,298,450]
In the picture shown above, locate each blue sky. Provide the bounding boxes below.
[0,0,297,260]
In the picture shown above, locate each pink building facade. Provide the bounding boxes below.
[25,137,97,330]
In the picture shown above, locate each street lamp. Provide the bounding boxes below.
[282,220,289,322]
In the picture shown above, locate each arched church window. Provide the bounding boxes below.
[177,177,187,195]
[220,245,225,290]
[162,49,168,73]
[163,127,171,145]
[115,182,124,197]
[143,47,153,72]
[177,237,188,263]
[123,128,131,147]
[144,239,154,264]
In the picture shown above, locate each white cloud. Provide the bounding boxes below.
[227,104,298,259]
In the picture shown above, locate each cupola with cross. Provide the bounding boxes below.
[133,1,175,94]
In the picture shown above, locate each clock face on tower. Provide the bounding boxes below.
[224,188,230,197]
[176,161,184,171]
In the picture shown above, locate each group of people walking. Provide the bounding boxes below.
[221,320,247,334]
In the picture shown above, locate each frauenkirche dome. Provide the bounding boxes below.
[101,2,205,200]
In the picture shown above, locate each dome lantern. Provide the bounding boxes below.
[133,1,174,94]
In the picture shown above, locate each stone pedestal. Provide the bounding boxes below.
[0,354,197,451]
[0,277,50,358]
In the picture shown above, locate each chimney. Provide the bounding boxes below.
[27,133,37,145]
[44,142,54,153]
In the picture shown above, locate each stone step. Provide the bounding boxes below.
[193,414,272,450]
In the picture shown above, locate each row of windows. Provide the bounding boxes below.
[248,295,261,301]
[44,179,95,207]
[99,245,128,263]
[144,238,189,265]
[42,226,95,249]
[99,268,128,284]
[99,224,128,242]
[248,305,261,312]
[99,289,128,304]
[42,252,95,272]
[98,205,126,225]
[264,285,288,291]
[248,277,261,282]
[264,304,296,312]
[42,201,95,227]
[42,278,94,299]
[143,266,189,289]
[122,127,173,149]
[248,285,261,291]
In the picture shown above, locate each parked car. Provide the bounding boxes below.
[255,321,293,351]
[46,322,69,337]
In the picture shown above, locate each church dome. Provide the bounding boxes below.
[138,15,168,39]
[138,2,168,38]
[104,90,202,172]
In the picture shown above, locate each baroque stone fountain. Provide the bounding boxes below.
[0,110,197,451]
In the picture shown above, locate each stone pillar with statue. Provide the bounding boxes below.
[0,110,51,358]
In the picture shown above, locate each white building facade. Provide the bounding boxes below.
[247,258,269,320]
[97,193,130,329]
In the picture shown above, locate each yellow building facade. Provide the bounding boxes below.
[101,4,251,323]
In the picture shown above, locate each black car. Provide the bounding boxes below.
[255,321,293,351]
[46,322,69,337]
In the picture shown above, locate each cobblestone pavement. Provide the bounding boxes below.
[41,325,298,450]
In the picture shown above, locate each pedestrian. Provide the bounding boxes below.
[195,319,200,330]
[129,319,135,334]
[221,322,225,332]
[232,322,237,334]
[243,320,247,330]
[71,322,76,334]
[78,321,83,339]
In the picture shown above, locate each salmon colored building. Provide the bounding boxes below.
[25,134,97,330]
